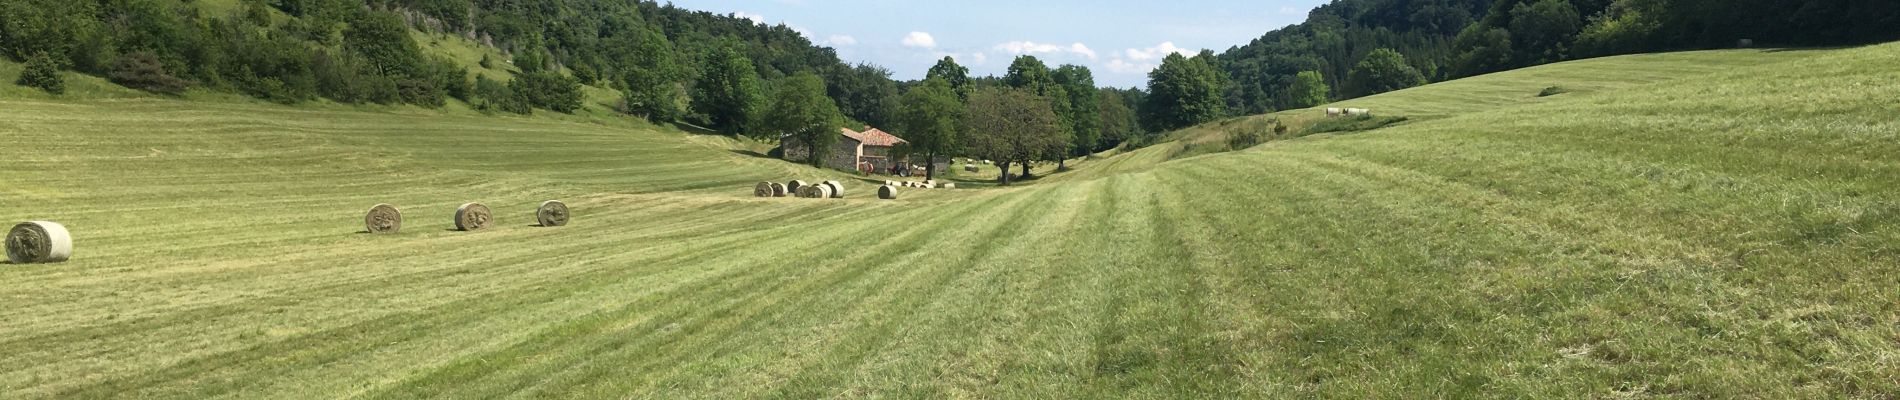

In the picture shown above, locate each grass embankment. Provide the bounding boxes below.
[1,43,1896,398]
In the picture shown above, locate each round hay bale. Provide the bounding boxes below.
[787,180,808,194]
[813,184,833,199]
[796,184,819,198]
[537,200,570,227]
[823,181,844,198]
[754,181,775,197]
[454,202,494,231]
[770,182,787,197]
[878,185,898,200]
[942,183,956,189]
[364,204,403,234]
[6,221,72,264]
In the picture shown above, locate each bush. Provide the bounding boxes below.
[109,51,191,95]
[510,71,583,113]
[1538,86,1571,97]
[1302,115,1410,136]
[16,52,66,94]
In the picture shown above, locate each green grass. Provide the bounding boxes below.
[2,42,1898,398]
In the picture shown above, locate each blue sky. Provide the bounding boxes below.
[662,0,1331,88]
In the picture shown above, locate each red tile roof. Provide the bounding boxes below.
[841,127,907,147]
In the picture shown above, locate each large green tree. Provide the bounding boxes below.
[965,87,1064,186]
[826,63,899,128]
[1287,70,1330,109]
[1451,25,1516,78]
[895,78,964,180]
[1141,53,1227,132]
[1052,65,1100,163]
[925,56,971,99]
[693,41,765,135]
[1509,0,1585,64]
[1095,88,1141,150]
[1345,49,1428,98]
[621,28,686,122]
[1003,55,1055,94]
[762,73,844,166]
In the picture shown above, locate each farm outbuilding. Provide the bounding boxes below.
[780,126,951,175]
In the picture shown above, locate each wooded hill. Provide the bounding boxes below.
[1208,0,1900,116]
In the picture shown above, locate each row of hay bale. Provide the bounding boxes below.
[4,200,571,264]
[1325,107,1372,117]
[364,200,568,234]
[755,180,847,199]
[885,179,955,190]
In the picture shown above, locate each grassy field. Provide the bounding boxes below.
[2,41,1897,398]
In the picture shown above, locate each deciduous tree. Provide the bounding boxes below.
[896,78,964,180]
[1345,48,1427,97]
[762,73,844,166]
[965,87,1063,186]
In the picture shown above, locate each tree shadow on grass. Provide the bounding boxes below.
[728,149,772,159]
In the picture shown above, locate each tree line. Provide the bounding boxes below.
[1160,0,1900,124]
[5,0,1894,161]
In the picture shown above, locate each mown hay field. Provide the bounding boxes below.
[1,43,1896,398]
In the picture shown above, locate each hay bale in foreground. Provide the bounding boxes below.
[537,200,570,227]
[787,180,808,194]
[879,185,898,200]
[942,183,956,189]
[770,182,787,197]
[754,181,775,197]
[455,202,493,231]
[823,181,844,198]
[6,221,72,264]
[364,204,403,234]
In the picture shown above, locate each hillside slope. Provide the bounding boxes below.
[2,42,1897,398]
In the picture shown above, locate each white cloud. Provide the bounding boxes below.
[733,12,766,25]
[993,41,1098,60]
[1105,59,1154,75]
[971,52,988,65]
[1125,42,1192,61]
[902,32,937,48]
[824,35,858,46]
[996,41,1063,54]
[1069,43,1098,60]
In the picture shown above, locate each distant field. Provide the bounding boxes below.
[1,42,1896,398]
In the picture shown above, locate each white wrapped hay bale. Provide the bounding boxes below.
[823,181,844,198]
[814,184,834,199]
[770,182,787,197]
[754,181,775,197]
[364,204,403,234]
[941,183,956,189]
[787,180,808,194]
[537,200,570,227]
[455,202,494,231]
[1326,107,1342,116]
[878,185,898,200]
[6,221,72,264]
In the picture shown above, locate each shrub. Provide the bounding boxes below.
[1538,86,1571,97]
[510,71,583,113]
[17,52,66,94]
[109,51,191,95]
[1302,115,1410,136]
